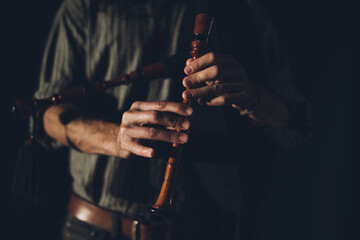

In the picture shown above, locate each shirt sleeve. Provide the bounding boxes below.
[31,0,89,149]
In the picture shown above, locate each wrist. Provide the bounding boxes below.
[92,122,122,157]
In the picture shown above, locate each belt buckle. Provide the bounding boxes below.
[132,220,140,240]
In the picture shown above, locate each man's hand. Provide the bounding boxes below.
[43,102,192,160]
[117,101,193,158]
[182,52,290,129]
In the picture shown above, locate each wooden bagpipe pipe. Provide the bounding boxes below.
[151,13,214,217]
[11,55,183,121]
[10,44,185,207]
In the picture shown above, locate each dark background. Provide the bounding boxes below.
[0,0,358,239]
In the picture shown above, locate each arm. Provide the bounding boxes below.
[43,104,121,156]
[43,101,192,159]
[37,1,193,158]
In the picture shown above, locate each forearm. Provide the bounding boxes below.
[43,104,122,157]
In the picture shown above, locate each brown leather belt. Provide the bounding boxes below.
[67,194,172,240]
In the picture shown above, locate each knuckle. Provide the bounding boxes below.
[150,110,161,122]
[194,72,203,83]
[131,101,140,109]
[156,101,167,110]
[193,60,201,71]
[171,117,179,128]
[148,127,159,138]
[121,112,130,122]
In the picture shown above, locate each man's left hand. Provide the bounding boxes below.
[182,52,290,129]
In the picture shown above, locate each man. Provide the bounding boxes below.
[34,0,311,239]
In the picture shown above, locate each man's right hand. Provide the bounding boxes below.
[117,101,193,158]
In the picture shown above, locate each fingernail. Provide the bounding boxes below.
[146,149,154,157]
[182,120,190,129]
[179,134,188,143]
[186,107,193,115]
[185,65,193,74]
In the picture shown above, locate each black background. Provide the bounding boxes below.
[0,0,358,239]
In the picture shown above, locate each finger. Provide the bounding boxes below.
[124,139,155,158]
[205,92,257,108]
[122,110,190,130]
[130,101,193,116]
[182,82,247,101]
[184,52,236,75]
[126,126,189,144]
[183,65,247,88]
[198,96,213,105]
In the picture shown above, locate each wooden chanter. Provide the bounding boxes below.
[151,13,215,217]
